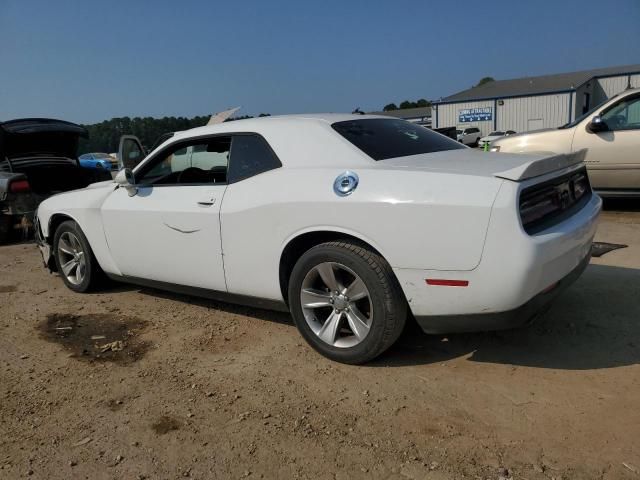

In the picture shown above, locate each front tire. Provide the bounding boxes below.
[53,220,103,292]
[288,241,407,364]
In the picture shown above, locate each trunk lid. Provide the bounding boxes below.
[0,119,93,195]
[376,149,586,182]
[0,118,88,160]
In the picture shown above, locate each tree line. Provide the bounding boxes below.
[79,77,498,154]
[78,114,269,154]
[380,77,494,112]
[382,99,431,112]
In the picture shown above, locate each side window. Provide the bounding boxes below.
[602,95,640,131]
[136,136,231,186]
[228,135,281,183]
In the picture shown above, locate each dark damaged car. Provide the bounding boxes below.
[0,118,95,242]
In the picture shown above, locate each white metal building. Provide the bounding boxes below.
[433,64,640,136]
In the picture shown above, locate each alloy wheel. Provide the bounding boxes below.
[300,262,373,348]
[57,231,86,286]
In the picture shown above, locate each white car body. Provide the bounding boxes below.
[491,88,640,197]
[456,127,482,146]
[479,130,516,148]
[35,114,601,361]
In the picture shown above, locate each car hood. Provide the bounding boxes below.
[0,118,88,159]
[501,128,556,140]
[375,148,586,181]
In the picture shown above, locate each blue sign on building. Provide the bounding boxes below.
[458,107,492,123]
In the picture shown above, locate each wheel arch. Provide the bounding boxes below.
[47,213,79,244]
[278,229,391,306]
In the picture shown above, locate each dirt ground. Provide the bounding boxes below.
[1,204,640,480]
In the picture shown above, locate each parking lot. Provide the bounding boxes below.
[0,202,639,480]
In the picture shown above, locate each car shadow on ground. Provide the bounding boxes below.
[132,287,293,326]
[112,264,640,371]
[372,264,640,370]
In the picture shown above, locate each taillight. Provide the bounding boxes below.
[9,179,31,193]
[519,168,591,234]
[519,186,561,226]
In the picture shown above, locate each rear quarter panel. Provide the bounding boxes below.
[220,167,502,301]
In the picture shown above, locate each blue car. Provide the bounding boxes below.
[78,152,117,170]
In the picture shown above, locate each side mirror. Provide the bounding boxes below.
[114,168,137,196]
[588,115,608,133]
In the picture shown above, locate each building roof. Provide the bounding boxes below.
[368,106,431,119]
[439,64,640,103]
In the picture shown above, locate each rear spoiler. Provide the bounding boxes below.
[494,149,587,181]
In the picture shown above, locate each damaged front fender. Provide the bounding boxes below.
[34,213,56,272]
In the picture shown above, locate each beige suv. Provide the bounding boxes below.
[491,88,640,197]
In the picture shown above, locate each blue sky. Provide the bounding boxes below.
[1,0,638,124]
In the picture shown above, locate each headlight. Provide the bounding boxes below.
[489,146,500,152]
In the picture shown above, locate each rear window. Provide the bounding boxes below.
[332,119,465,161]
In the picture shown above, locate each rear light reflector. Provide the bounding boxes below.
[426,279,469,287]
[9,179,30,193]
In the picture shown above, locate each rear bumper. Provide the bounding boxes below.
[414,250,590,334]
[394,183,601,331]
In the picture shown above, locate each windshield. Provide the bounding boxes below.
[332,119,466,161]
[455,129,462,134]
[93,153,111,159]
[559,95,617,129]
[488,131,504,136]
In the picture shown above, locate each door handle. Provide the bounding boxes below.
[197,198,216,206]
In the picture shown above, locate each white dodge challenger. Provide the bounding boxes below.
[35,115,601,363]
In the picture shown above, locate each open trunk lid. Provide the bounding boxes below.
[0,119,93,195]
[0,118,88,160]
[376,149,587,182]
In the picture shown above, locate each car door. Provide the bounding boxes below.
[101,135,230,291]
[118,135,147,170]
[573,92,640,191]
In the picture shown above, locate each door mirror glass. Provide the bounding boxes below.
[588,115,608,133]
[118,135,147,170]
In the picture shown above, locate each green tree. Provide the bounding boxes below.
[476,77,495,87]
[415,98,430,108]
[78,113,268,154]
[383,103,398,111]
[399,100,417,109]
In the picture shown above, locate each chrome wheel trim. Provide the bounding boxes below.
[300,262,373,348]
[57,231,86,286]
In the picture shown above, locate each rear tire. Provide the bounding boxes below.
[53,220,103,292]
[288,240,407,364]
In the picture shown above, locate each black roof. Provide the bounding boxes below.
[439,64,640,103]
